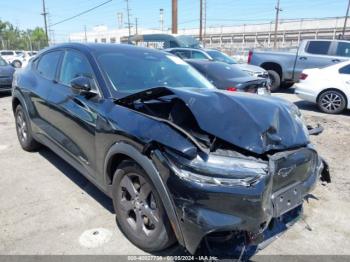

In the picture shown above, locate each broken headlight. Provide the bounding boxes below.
[165,150,268,187]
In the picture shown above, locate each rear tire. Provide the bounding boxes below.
[15,105,41,151]
[281,82,294,89]
[112,160,176,252]
[317,90,347,114]
[267,70,281,92]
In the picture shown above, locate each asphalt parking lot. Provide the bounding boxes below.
[0,88,350,256]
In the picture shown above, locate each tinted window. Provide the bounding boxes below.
[336,42,350,57]
[339,64,350,74]
[59,50,95,88]
[37,51,62,80]
[306,41,331,55]
[172,50,191,59]
[1,51,14,56]
[0,57,7,66]
[192,51,208,59]
[97,51,214,93]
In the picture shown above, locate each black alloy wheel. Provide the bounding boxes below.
[15,105,41,151]
[112,161,175,252]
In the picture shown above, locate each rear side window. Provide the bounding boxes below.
[306,41,331,55]
[1,51,14,56]
[172,50,191,59]
[192,51,208,59]
[37,51,62,80]
[336,42,350,57]
[339,65,350,74]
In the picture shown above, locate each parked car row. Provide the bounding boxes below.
[0,49,37,68]
[11,43,330,259]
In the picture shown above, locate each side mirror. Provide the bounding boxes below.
[70,76,93,95]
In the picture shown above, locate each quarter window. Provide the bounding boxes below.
[306,41,331,55]
[37,51,62,80]
[59,50,96,89]
[336,42,350,57]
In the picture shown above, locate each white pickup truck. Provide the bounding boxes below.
[248,39,350,91]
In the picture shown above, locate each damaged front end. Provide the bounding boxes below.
[114,87,329,258]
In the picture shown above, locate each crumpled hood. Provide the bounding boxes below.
[117,87,310,154]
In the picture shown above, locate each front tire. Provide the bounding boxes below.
[12,60,22,68]
[267,70,281,92]
[15,105,41,151]
[317,90,347,114]
[112,160,176,252]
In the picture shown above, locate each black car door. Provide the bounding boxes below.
[29,50,63,136]
[46,49,101,179]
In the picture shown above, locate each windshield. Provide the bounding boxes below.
[0,57,8,66]
[97,50,214,95]
[206,50,237,64]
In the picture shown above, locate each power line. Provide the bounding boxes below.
[50,0,113,27]
[125,0,132,37]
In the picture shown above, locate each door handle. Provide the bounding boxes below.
[332,59,340,63]
[299,56,307,60]
[346,81,350,85]
[73,97,88,109]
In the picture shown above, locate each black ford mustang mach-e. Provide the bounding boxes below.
[12,43,328,258]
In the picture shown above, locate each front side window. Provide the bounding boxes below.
[339,64,350,74]
[306,41,331,55]
[59,50,95,88]
[97,50,214,94]
[336,42,350,57]
[37,51,62,80]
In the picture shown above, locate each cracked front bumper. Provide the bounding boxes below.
[156,147,322,255]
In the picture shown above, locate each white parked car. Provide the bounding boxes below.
[0,50,24,68]
[295,60,350,114]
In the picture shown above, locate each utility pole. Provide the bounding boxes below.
[203,0,206,46]
[172,0,178,34]
[117,12,123,29]
[159,8,164,32]
[199,0,203,41]
[135,18,138,35]
[343,0,350,37]
[125,0,132,37]
[41,0,49,45]
[84,25,87,42]
[273,0,282,49]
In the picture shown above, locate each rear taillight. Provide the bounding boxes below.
[227,87,238,92]
[300,73,308,80]
[247,50,253,64]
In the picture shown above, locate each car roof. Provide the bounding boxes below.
[165,47,206,52]
[39,43,172,56]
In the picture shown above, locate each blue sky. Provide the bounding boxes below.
[0,0,348,41]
